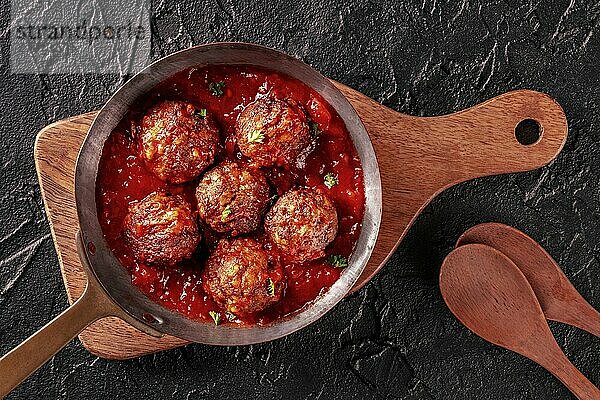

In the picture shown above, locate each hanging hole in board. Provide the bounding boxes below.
[142,312,163,324]
[515,119,542,146]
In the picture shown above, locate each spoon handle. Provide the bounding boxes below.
[538,350,600,400]
[565,298,600,339]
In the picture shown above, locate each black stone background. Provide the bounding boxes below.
[1,0,599,399]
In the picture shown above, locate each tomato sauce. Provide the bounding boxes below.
[96,65,366,325]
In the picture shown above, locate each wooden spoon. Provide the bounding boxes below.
[456,222,600,338]
[440,244,600,400]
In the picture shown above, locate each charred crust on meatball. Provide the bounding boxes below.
[137,100,220,184]
[264,188,338,263]
[123,191,200,266]
[235,96,314,168]
[195,160,271,236]
[203,238,284,315]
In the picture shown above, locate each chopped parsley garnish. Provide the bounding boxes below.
[208,310,221,325]
[209,81,226,97]
[324,173,338,189]
[225,311,237,322]
[248,129,265,143]
[269,194,279,205]
[266,278,275,296]
[310,122,321,137]
[195,108,207,118]
[221,205,232,222]
[328,255,348,268]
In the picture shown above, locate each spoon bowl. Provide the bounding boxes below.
[456,222,600,338]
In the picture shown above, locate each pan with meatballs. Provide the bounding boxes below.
[96,64,365,326]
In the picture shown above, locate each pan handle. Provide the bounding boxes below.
[0,231,161,398]
[0,266,115,397]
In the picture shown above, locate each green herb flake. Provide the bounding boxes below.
[266,278,275,296]
[195,108,207,118]
[310,122,322,137]
[328,255,348,268]
[221,205,232,222]
[209,81,226,97]
[225,311,237,322]
[324,173,338,189]
[248,129,265,143]
[208,310,221,326]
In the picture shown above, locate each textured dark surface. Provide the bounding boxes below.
[1,0,599,399]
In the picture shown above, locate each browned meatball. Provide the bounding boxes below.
[123,192,200,265]
[265,189,338,262]
[235,97,313,167]
[196,160,270,236]
[138,100,220,183]
[203,238,284,315]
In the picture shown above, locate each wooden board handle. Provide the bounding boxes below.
[361,89,568,192]
[338,87,568,192]
[418,90,568,184]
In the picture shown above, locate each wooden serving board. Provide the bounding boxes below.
[34,83,568,359]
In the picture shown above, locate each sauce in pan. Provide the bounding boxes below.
[96,65,365,325]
